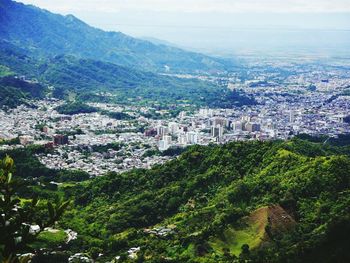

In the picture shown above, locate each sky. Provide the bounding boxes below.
[18,0,350,13]
[19,0,350,57]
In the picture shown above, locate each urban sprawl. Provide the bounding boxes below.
[1,67,350,176]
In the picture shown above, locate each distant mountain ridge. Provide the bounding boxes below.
[0,0,232,73]
[0,40,255,107]
[0,0,256,108]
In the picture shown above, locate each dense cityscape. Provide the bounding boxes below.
[1,66,349,176]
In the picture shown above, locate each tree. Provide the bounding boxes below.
[0,155,69,262]
[240,244,250,260]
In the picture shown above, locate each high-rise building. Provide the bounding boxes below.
[199,108,213,118]
[163,135,172,145]
[178,133,187,145]
[211,118,227,127]
[156,125,168,136]
[211,125,224,138]
[335,115,346,123]
[241,116,251,122]
[144,128,157,137]
[159,135,172,151]
[289,110,295,123]
[265,122,275,130]
[245,123,261,132]
[187,132,198,144]
[227,119,234,129]
[168,122,179,134]
[232,121,243,131]
[158,140,168,151]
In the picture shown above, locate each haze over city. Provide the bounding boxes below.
[19,0,350,57]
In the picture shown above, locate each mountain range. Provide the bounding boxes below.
[0,0,255,108]
[0,39,255,108]
[0,0,232,73]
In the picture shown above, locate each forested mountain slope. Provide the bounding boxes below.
[0,0,254,108]
[11,138,347,262]
[0,41,255,107]
[0,0,232,73]
[0,76,47,108]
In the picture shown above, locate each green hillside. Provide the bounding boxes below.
[45,55,254,108]
[55,102,98,115]
[6,138,347,262]
[0,0,234,73]
[0,42,255,108]
[0,76,47,108]
[0,0,253,108]
[210,205,296,257]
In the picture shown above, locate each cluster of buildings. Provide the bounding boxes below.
[0,100,170,176]
[144,225,176,237]
[146,95,349,151]
[38,133,171,176]
[0,64,349,177]
[150,63,350,150]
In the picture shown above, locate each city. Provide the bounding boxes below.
[1,65,349,177]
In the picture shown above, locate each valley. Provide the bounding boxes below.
[0,0,350,262]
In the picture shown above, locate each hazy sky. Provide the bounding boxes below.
[18,0,350,13]
[18,0,350,57]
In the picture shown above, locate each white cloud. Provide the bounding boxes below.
[18,0,350,13]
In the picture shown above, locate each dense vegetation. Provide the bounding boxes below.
[0,40,39,78]
[0,0,256,110]
[296,133,350,147]
[55,102,98,115]
[102,111,135,120]
[0,155,69,262]
[61,139,350,262]
[0,76,47,108]
[44,55,251,108]
[0,0,234,73]
[0,41,255,109]
[3,138,350,262]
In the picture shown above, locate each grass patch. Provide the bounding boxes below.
[210,223,265,256]
[209,207,269,256]
[31,229,67,249]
